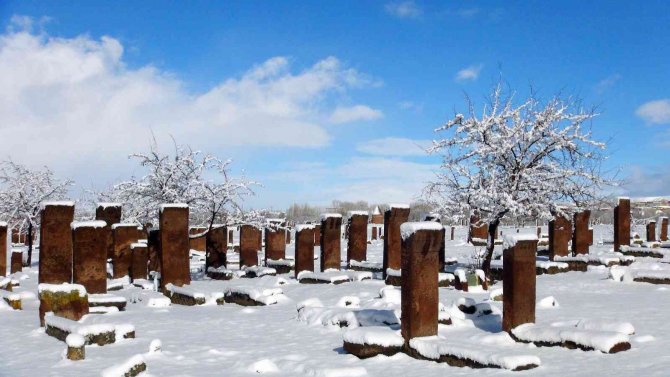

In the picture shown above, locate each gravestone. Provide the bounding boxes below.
[240,224,261,268]
[647,221,656,242]
[206,226,227,269]
[39,202,75,284]
[189,227,207,252]
[613,197,631,251]
[147,229,161,273]
[400,222,442,342]
[347,212,368,264]
[0,223,6,275]
[383,205,410,278]
[548,215,571,260]
[320,214,343,271]
[660,217,668,242]
[502,235,538,333]
[295,225,315,278]
[112,224,139,279]
[159,204,190,288]
[10,249,23,274]
[130,243,148,280]
[95,203,122,259]
[72,221,108,294]
[572,210,591,255]
[264,226,286,263]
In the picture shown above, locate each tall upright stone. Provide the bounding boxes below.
[548,215,571,260]
[647,221,656,242]
[147,229,161,273]
[228,229,234,245]
[39,201,75,284]
[660,217,669,242]
[95,203,122,259]
[286,228,291,244]
[206,225,227,269]
[400,222,442,342]
[371,206,383,224]
[469,214,488,241]
[320,214,342,271]
[239,224,261,268]
[613,197,631,251]
[10,249,23,274]
[264,226,286,263]
[72,220,108,294]
[382,204,410,277]
[112,224,139,278]
[450,226,455,241]
[313,224,321,247]
[502,235,538,333]
[130,243,148,281]
[294,225,315,278]
[572,210,591,255]
[159,204,190,288]
[371,226,378,240]
[347,212,369,264]
[189,227,207,252]
[0,222,6,276]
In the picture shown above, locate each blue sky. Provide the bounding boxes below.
[0,1,668,210]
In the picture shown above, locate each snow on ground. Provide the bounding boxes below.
[1,225,669,376]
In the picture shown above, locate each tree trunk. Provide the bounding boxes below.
[481,219,500,285]
[26,222,34,267]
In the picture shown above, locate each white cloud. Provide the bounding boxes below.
[636,99,670,125]
[455,64,483,82]
[620,165,670,197]
[357,137,430,156]
[329,105,383,124]
[385,1,422,19]
[0,21,379,178]
[594,74,621,94]
[399,101,423,112]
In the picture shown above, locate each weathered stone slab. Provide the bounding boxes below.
[502,237,537,333]
[295,225,315,278]
[38,283,89,327]
[549,215,571,260]
[264,227,286,263]
[189,226,207,251]
[383,205,410,278]
[95,203,121,260]
[112,224,139,279]
[614,198,631,251]
[240,224,261,268]
[320,214,343,271]
[72,221,108,294]
[39,202,75,284]
[660,217,668,242]
[206,226,227,269]
[130,243,148,281]
[159,204,190,288]
[0,223,6,275]
[347,213,368,265]
[647,221,656,242]
[147,229,161,273]
[572,210,590,255]
[10,249,22,274]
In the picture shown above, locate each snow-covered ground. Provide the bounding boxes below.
[1,225,669,376]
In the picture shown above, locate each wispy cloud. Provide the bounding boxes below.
[357,137,430,157]
[399,101,423,113]
[329,105,383,124]
[385,1,422,19]
[455,64,483,82]
[594,74,621,94]
[636,99,670,125]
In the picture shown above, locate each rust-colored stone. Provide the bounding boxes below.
[112,225,139,279]
[239,224,261,268]
[228,229,234,244]
[647,221,656,242]
[588,228,594,246]
[383,206,410,277]
[264,227,286,263]
[549,215,571,260]
[189,227,207,251]
[572,210,590,255]
[130,244,148,281]
[206,226,227,269]
[450,226,455,241]
[159,205,190,288]
[39,203,75,284]
[72,224,108,294]
[401,226,441,342]
[614,198,631,251]
[320,215,342,271]
[0,224,6,275]
[286,228,291,244]
[295,227,315,278]
[347,214,368,264]
[147,229,161,273]
[371,226,378,240]
[371,213,383,224]
[661,217,668,242]
[95,203,121,259]
[502,239,537,333]
[469,214,488,241]
[313,224,321,246]
[10,250,22,274]
[38,285,89,327]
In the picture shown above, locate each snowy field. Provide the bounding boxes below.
[1,225,669,376]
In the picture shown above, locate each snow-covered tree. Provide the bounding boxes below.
[423,84,613,280]
[0,161,73,265]
[100,141,258,229]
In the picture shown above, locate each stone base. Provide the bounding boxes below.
[384,275,401,286]
[67,345,85,361]
[89,300,127,311]
[620,249,663,258]
[3,296,21,310]
[45,323,116,346]
[536,266,570,275]
[299,278,347,285]
[207,269,235,280]
[223,292,266,306]
[511,334,630,354]
[164,291,206,306]
[405,345,538,371]
[633,277,670,285]
[343,341,402,359]
[563,261,588,272]
[266,264,292,274]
